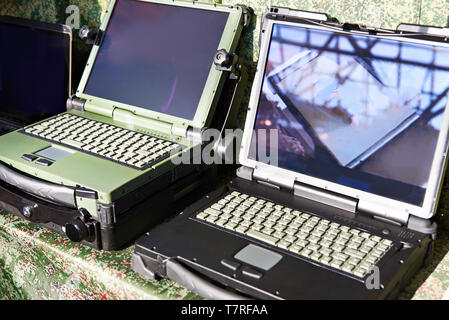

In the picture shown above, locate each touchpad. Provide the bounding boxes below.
[234,244,283,271]
[35,146,73,161]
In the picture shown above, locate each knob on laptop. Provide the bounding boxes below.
[65,218,90,242]
[79,25,100,45]
[214,49,232,68]
[22,205,36,219]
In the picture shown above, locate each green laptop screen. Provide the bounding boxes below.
[84,0,228,120]
[250,23,449,206]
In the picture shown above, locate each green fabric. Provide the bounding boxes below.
[0,0,448,300]
[0,212,200,300]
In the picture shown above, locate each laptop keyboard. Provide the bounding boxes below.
[196,191,394,279]
[22,113,182,170]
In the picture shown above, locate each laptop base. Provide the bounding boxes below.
[0,163,215,251]
[132,177,433,299]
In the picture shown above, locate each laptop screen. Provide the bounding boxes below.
[0,18,71,123]
[250,23,449,206]
[84,0,229,120]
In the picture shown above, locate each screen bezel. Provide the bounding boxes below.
[0,15,73,108]
[240,16,449,220]
[76,0,242,131]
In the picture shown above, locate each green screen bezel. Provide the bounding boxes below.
[76,0,243,131]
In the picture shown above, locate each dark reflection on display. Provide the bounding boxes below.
[0,22,70,121]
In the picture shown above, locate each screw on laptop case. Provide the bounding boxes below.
[0,0,252,251]
[132,7,449,299]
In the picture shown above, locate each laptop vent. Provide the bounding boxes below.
[398,230,415,241]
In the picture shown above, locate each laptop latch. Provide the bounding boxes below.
[66,96,86,112]
[79,25,104,46]
[268,7,329,22]
[397,23,449,38]
[236,5,253,28]
[293,182,358,214]
[211,49,247,161]
[214,49,241,80]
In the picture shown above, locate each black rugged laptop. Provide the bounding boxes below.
[0,15,72,135]
[132,8,449,299]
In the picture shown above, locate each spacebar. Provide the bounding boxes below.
[246,229,279,245]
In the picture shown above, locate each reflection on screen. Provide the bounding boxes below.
[251,23,449,206]
[84,0,228,120]
[0,22,69,122]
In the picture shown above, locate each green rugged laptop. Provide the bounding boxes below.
[0,0,250,250]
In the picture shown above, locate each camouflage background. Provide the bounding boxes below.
[0,0,448,300]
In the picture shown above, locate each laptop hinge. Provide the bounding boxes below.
[172,123,190,138]
[112,107,174,136]
[358,200,409,225]
[293,182,358,213]
[83,99,114,117]
[236,166,254,181]
[66,96,86,112]
[253,166,295,191]
[237,166,294,190]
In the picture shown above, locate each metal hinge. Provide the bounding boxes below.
[252,166,295,190]
[236,5,253,28]
[66,96,86,112]
[357,200,409,225]
[236,166,254,181]
[293,182,358,213]
[407,216,438,240]
[97,203,115,225]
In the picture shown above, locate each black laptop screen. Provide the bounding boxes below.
[250,23,449,206]
[84,0,229,120]
[0,19,70,123]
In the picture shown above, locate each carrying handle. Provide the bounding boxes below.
[165,259,251,300]
[0,180,95,243]
[0,161,76,208]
